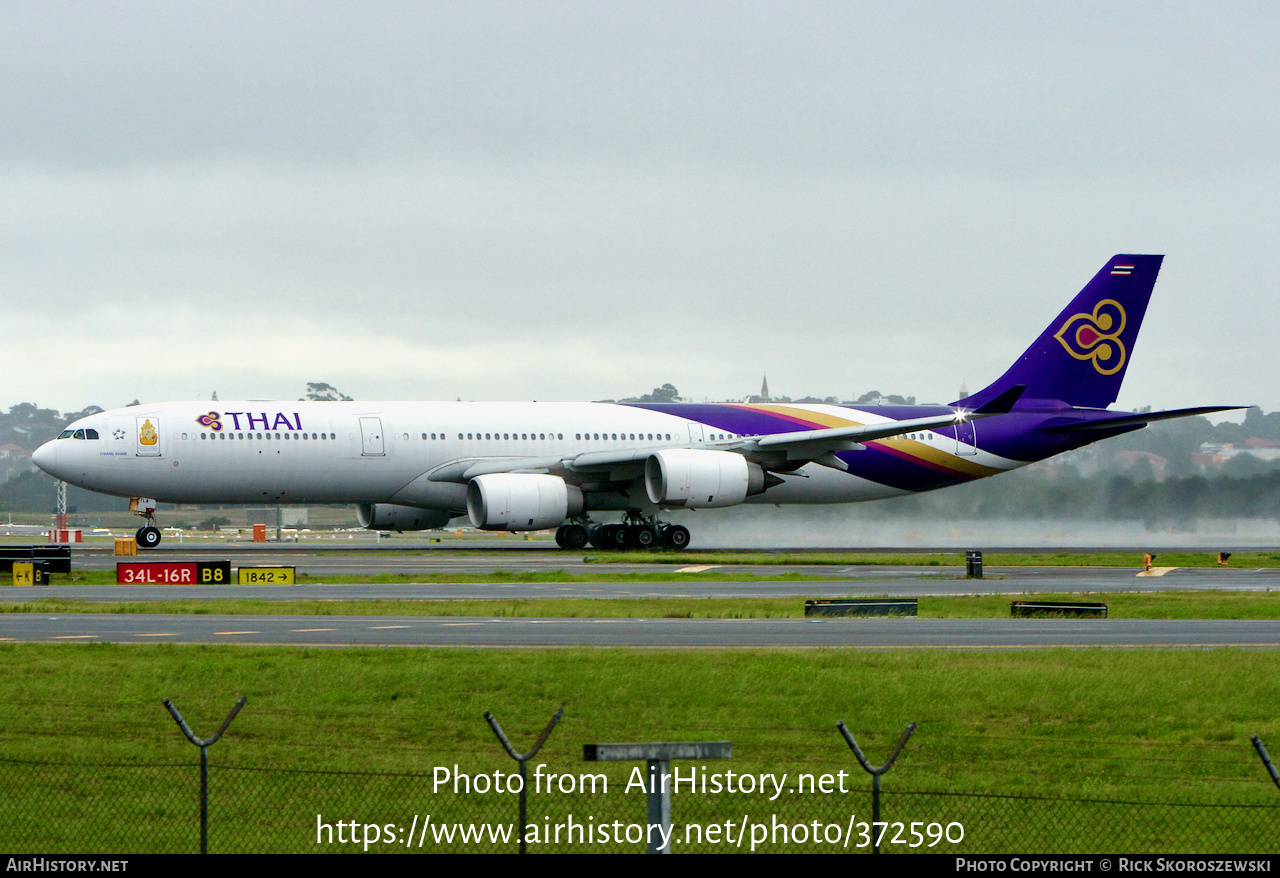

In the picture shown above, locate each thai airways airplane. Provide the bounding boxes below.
[33,254,1238,551]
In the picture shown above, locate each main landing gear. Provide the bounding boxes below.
[555,513,691,551]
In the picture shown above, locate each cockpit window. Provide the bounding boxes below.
[85,429,99,439]
[73,430,85,439]
[58,430,73,439]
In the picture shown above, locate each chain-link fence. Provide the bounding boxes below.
[4,754,1279,853]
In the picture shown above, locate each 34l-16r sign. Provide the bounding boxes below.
[117,562,231,584]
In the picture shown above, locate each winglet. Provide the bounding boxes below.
[971,384,1026,416]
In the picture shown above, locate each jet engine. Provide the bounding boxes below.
[644,449,765,508]
[466,473,585,531]
[357,504,453,532]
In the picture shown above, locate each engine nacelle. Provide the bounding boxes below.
[466,474,584,531]
[644,449,764,508]
[357,503,453,532]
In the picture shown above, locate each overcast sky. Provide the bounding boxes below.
[1,1,1275,416]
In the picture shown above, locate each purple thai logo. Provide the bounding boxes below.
[196,412,223,432]
[1053,299,1127,376]
[219,412,304,431]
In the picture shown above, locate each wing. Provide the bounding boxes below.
[424,388,1025,483]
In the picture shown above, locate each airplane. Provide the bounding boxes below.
[32,254,1240,551]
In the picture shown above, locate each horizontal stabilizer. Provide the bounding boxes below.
[1041,406,1247,434]
[971,385,1026,415]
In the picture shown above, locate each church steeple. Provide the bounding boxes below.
[761,374,770,402]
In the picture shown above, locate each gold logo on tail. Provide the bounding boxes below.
[1053,299,1127,375]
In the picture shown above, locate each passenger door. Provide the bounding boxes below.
[359,417,385,456]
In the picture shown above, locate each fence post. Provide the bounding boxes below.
[582,741,731,854]
[485,708,563,854]
[163,697,247,854]
[837,720,916,854]
[1251,736,1280,790]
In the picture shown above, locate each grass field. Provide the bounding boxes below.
[2,643,1278,803]
[5,590,1280,619]
[7,643,1280,852]
[5,554,1280,852]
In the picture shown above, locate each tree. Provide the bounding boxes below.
[302,382,354,402]
[621,384,681,403]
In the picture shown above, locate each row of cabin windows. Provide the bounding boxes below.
[459,432,566,441]
[435,431,745,442]
[179,432,337,441]
[574,432,674,441]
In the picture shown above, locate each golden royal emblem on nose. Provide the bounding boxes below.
[1053,299,1127,375]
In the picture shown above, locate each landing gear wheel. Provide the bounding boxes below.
[662,525,690,550]
[633,526,657,549]
[560,524,589,550]
[136,526,162,549]
[598,524,627,550]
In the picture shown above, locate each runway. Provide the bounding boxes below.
[5,546,1276,649]
[3,614,1279,649]
[7,561,1278,603]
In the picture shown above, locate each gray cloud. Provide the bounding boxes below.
[0,2,1274,414]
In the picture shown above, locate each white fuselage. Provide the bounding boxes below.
[34,400,1022,514]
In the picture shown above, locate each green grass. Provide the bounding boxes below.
[0,644,1276,801]
[5,591,1280,619]
[3,643,1280,852]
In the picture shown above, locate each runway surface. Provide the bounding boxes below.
[5,546,1277,648]
[3,614,1279,649]
[8,557,1279,602]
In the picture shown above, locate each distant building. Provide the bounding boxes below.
[1114,450,1168,481]
[0,443,36,485]
[1193,441,1280,470]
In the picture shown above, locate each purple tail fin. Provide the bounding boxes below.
[958,255,1163,410]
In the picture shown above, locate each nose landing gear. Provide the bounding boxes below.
[130,497,163,549]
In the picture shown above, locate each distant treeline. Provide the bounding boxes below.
[863,467,1280,522]
[2,463,1277,521]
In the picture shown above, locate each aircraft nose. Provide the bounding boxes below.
[31,440,59,476]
